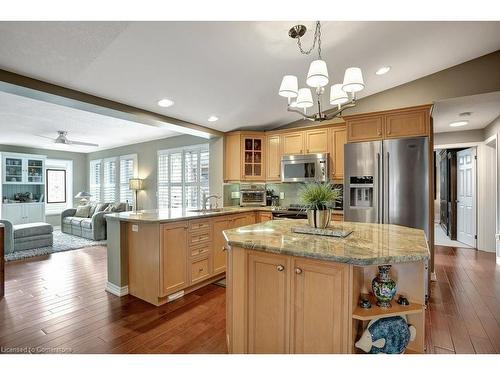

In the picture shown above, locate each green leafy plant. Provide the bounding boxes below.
[298,182,341,210]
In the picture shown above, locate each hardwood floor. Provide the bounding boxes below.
[1,244,499,354]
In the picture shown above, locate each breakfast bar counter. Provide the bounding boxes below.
[223,219,430,354]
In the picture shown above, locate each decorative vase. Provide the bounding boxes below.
[307,208,331,229]
[372,265,397,308]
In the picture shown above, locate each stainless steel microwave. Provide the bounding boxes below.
[281,153,329,183]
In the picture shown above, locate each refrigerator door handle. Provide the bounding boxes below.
[386,151,390,224]
[377,152,381,224]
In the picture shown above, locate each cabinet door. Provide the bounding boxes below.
[24,204,44,223]
[160,222,188,296]
[233,213,255,228]
[257,212,273,223]
[26,158,44,184]
[282,132,304,155]
[242,136,265,181]
[304,129,328,154]
[212,217,233,274]
[266,135,282,181]
[3,157,23,184]
[2,205,24,225]
[384,109,429,139]
[291,258,350,353]
[346,116,383,142]
[330,127,347,180]
[224,133,242,182]
[247,251,290,353]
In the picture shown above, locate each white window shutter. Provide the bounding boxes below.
[89,160,102,203]
[103,159,117,202]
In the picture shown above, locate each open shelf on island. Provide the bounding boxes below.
[352,295,425,321]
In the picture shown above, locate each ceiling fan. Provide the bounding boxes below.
[42,131,99,147]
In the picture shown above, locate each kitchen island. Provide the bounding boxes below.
[223,219,429,354]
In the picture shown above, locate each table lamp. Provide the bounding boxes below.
[75,191,92,205]
[129,178,144,211]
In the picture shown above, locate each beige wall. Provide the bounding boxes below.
[434,129,485,147]
[279,50,500,130]
[86,134,224,210]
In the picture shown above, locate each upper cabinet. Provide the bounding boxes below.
[329,126,347,181]
[345,105,432,143]
[282,132,304,155]
[266,135,282,182]
[304,129,328,154]
[224,132,266,182]
[2,153,46,185]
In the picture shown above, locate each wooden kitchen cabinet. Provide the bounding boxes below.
[329,126,347,180]
[346,116,384,142]
[247,251,290,353]
[212,216,233,274]
[160,222,189,296]
[282,132,304,155]
[256,211,273,223]
[384,108,429,139]
[304,128,328,154]
[290,258,350,353]
[266,134,282,181]
[224,132,265,182]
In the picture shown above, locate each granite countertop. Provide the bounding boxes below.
[223,219,429,266]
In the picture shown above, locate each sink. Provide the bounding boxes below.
[189,208,224,213]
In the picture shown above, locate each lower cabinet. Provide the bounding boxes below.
[228,248,350,353]
[212,216,233,274]
[256,211,273,223]
[2,203,45,225]
[247,252,290,353]
[291,257,350,353]
[160,222,189,296]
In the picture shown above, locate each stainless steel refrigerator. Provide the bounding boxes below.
[344,137,429,236]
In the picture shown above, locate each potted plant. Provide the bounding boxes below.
[298,182,342,228]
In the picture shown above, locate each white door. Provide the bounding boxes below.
[457,148,477,247]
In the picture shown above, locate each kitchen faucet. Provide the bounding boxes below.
[202,192,221,210]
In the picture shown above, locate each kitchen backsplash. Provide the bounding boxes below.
[222,182,343,209]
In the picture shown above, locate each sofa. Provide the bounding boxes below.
[0,220,53,254]
[61,202,129,241]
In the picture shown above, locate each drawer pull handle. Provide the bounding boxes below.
[199,268,204,272]
[295,268,302,274]
[276,265,284,272]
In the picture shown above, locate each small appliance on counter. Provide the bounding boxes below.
[239,183,266,207]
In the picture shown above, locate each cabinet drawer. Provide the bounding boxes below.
[191,256,211,284]
[190,243,210,258]
[188,232,211,246]
[189,219,211,232]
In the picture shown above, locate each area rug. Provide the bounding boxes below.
[4,230,107,262]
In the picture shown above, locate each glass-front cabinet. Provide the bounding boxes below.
[242,135,265,180]
[2,154,46,184]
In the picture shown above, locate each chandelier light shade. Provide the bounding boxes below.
[330,84,349,105]
[306,59,329,88]
[279,75,299,98]
[342,67,365,93]
[296,88,314,108]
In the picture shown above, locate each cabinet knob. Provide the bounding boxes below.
[295,268,303,274]
[276,265,285,272]
[222,246,226,252]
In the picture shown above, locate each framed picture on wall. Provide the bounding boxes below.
[46,169,67,204]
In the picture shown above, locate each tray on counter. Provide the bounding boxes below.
[291,226,353,238]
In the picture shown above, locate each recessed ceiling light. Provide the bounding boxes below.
[208,116,219,122]
[375,66,391,75]
[157,98,174,107]
[449,121,468,127]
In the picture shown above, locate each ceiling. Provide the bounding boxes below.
[0,21,499,134]
[433,91,500,133]
[0,91,181,153]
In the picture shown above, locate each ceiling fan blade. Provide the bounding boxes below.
[36,135,56,141]
[69,140,99,147]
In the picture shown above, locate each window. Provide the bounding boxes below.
[89,159,102,203]
[46,169,66,203]
[103,158,117,202]
[158,145,209,209]
[89,155,137,204]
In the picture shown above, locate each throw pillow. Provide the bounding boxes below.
[95,203,109,213]
[88,203,97,217]
[75,205,91,218]
[103,204,116,213]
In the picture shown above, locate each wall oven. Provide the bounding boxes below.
[239,183,266,207]
[281,153,328,183]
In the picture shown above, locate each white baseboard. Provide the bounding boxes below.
[105,281,129,297]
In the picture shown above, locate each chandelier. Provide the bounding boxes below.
[279,21,365,121]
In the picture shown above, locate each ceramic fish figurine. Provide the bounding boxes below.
[355,315,416,354]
